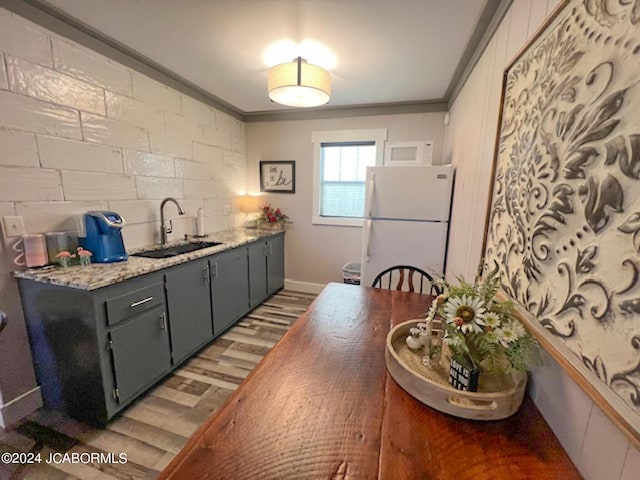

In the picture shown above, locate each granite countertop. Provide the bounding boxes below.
[13,227,284,291]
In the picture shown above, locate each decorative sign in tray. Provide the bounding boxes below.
[385,320,527,421]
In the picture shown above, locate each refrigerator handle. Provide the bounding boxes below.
[364,219,372,262]
[366,172,375,218]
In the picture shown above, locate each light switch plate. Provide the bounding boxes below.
[2,216,25,237]
[223,203,231,216]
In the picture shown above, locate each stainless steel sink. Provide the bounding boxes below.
[132,241,222,259]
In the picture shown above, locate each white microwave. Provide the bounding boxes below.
[383,140,433,166]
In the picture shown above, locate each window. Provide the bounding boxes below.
[312,129,387,226]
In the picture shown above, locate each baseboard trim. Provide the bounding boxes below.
[0,386,42,429]
[284,279,326,294]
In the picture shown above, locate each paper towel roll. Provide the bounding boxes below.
[197,208,205,236]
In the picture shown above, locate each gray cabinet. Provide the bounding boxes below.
[248,240,268,308]
[104,279,172,407]
[18,232,285,425]
[248,233,285,307]
[210,246,249,334]
[165,258,213,364]
[109,305,171,405]
[19,272,170,425]
[267,234,285,295]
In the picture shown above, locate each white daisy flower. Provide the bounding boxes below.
[484,331,500,344]
[484,312,501,329]
[444,295,486,334]
[496,323,519,347]
[510,320,526,339]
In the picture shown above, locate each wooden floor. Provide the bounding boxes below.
[0,289,316,480]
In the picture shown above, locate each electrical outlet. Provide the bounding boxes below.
[2,216,25,237]
[223,203,231,216]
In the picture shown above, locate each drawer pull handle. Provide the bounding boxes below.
[130,296,154,308]
[160,313,167,331]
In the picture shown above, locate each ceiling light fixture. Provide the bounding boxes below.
[268,56,330,108]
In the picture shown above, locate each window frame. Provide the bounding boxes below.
[311,128,388,227]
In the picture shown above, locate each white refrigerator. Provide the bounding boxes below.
[360,165,455,287]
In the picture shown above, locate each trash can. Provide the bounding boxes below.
[342,262,361,285]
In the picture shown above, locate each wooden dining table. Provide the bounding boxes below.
[160,282,580,479]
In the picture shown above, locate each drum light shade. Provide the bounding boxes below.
[239,194,262,213]
[268,57,330,108]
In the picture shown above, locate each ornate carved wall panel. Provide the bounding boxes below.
[485,0,640,443]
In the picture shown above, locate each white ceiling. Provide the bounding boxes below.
[38,0,493,115]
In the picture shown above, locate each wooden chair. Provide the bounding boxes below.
[371,265,442,295]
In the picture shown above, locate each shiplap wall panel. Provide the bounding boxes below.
[444,0,640,477]
[445,7,513,280]
[505,0,532,62]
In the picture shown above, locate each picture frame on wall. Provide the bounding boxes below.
[483,0,640,449]
[260,161,296,193]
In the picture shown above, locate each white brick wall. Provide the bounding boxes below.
[135,176,183,200]
[0,90,82,139]
[0,166,62,201]
[0,202,16,217]
[0,9,51,66]
[182,95,216,126]
[183,179,217,199]
[123,149,174,177]
[81,112,150,151]
[0,130,39,167]
[52,38,133,96]
[0,6,245,249]
[194,142,224,164]
[61,171,136,201]
[37,136,123,174]
[201,125,232,149]
[105,91,164,132]
[6,56,106,115]
[16,200,108,233]
[132,73,182,114]
[175,158,210,179]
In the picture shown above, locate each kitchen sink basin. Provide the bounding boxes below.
[132,241,222,259]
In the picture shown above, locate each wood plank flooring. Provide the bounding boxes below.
[0,289,316,480]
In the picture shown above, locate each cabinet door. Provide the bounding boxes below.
[248,241,268,308]
[267,234,285,295]
[109,306,171,405]
[210,247,249,334]
[165,258,213,364]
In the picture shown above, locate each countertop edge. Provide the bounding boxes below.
[13,227,285,291]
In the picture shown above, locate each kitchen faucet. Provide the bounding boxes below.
[160,197,185,245]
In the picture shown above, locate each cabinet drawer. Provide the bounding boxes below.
[105,283,165,326]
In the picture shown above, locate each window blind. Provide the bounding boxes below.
[319,141,376,218]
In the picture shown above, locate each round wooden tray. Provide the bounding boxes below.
[385,320,527,420]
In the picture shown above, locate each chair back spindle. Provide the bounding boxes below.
[371,265,441,295]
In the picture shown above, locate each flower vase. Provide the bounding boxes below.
[260,221,282,231]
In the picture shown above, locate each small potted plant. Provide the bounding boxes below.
[259,205,291,229]
[408,268,539,392]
